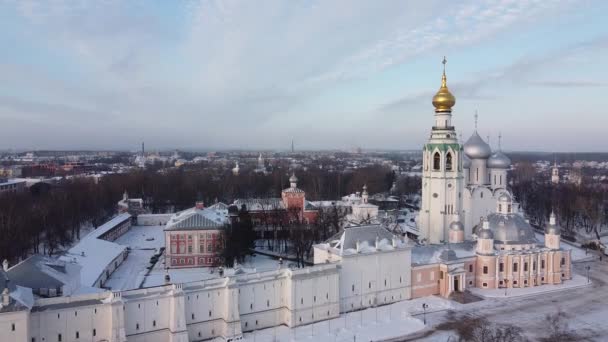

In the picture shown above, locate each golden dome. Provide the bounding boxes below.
[432,58,456,112]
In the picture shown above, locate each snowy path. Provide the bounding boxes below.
[416,259,608,341]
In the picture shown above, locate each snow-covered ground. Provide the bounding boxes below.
[143,253,283,287]
[469,273,591,299]
[104,225,165,290]
[242,296,452,342]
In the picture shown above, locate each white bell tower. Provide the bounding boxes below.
[418,57,465,244]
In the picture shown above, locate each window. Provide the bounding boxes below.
[136,323,139,330]
[561,258,565,266]
[76,332,79,339]
[524,263,528,272]
[430,271,435,281]
[416,273,422,282]
[93,329,96,337]
[498,204,502,212]
[499,263,504,272]
[440,271,443,280]
[58,334,62,342]
[476,168,479,181]
[188,245,192,253]
[192,313,195,320]
[433,152,441,170]
[533,261,536,271]
[11,323,15,331]
[469,265,473,272]
[209,310,212,317]
[446,153,453,171]
[513,263,518,272]
[541,260,545,269]
[368,282,371,289]
[483,283,487,288]
[483,266,488,274]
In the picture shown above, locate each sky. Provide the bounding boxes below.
[0,0,607,152]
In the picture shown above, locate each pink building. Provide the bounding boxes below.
[164,201,229,268]
[411,194,572,298]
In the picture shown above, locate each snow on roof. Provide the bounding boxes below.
[411,242,476,265]
[165,207,228,231]
[7,255,81,295]
[90,213,131,239]
[60,214,131,287]
[318,225,408,256]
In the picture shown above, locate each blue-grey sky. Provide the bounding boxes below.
[1,0,607,152]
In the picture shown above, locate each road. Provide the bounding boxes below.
[408,255,608,341]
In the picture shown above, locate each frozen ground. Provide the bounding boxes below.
[415,258,608,341]
[104,225,165,290]
[143,252,283,287]
[243,296,452,342]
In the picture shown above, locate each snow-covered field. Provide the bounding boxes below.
[104,225,165,290]
[242,296,452,342]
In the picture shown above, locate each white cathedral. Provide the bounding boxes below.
[417,59,512,244]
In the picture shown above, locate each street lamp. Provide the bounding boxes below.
[586,265,591,283]
[504,279,508,297]
[422,303,429,325]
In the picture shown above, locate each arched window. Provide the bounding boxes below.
[433,152,441,170]
[446,153,453,171]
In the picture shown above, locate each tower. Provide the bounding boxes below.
[551,159,559,184]
[545,211,561,250]
[418,57,465,244]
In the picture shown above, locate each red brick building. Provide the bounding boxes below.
[164,201,229,268]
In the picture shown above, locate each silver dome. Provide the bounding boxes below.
[462,154,472,169]
[440,249,458,262]
[488,151,511,169]
[464,131,492,159]
[485,213,537,245]
[450,220,464,231]
[478,228,494,239]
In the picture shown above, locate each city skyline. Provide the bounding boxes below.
[1,1,607,152]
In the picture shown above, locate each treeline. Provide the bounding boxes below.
[511,163,608,240]
[0,165,413,263]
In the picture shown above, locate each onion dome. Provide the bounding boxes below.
[462,154,471,169]
[464,131,492,159]
[449,216,464,231]
[545,212,561,235]
[432,72,456,112]
[488,151,511,169]
[289,173,298,183]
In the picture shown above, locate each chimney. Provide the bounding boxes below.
[195,201,205,210]
[2,259,8,272]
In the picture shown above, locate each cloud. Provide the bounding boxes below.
[0,0,601,150]
[528,81,607,88]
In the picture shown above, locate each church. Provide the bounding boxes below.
[412,59,571,296]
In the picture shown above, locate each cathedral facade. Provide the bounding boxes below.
[417,60,511,244]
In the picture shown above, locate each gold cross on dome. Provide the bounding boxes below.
[442,56,447,73]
